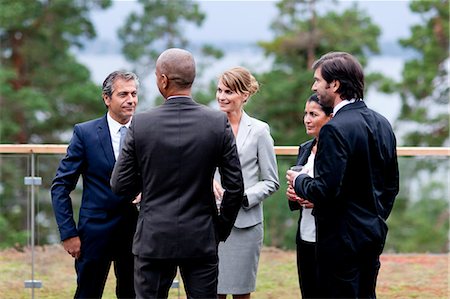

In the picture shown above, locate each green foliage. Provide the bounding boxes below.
[384,156,449,253]
[238,1,388,147]
[253,1,382,145]
[0,1,111,252]
[248,70,314,145]
[118,0,222,73]
[118,0,223,104]
[385,0,449,253]
[0,215,27,249]
[193,79,218,106]
[386,196,449,253]
[119,0,205,64]
[260,1,380,69]
[0,0,111,143]
[0,0,447,255]
[263,157,299,249]
[0,154,29,249]
[397,0,449,146]
[252,0,449,253]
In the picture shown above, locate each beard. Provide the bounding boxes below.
[318,87,335,108]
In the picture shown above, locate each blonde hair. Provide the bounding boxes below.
[219,66,259,98]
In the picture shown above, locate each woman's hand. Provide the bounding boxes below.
[297,197,314,209]
[286,185,300,202]
[286,182,314,209]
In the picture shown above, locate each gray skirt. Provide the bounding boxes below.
[217,223,263,294]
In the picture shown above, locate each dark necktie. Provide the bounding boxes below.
[119,126,127,152]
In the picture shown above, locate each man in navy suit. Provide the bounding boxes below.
[287,52,399,298]
[111,48,244,299]
[51,71,140,298]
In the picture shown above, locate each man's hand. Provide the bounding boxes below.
[132,192,141,205]
[286,170,314,209]
[62,236,81,259]
[286,169,298,187]
[213,179,224,201]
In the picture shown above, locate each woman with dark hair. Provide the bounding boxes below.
[287,93,332,298]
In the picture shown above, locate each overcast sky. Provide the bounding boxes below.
[92,0,421,44]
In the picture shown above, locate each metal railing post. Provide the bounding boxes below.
[24,153,42,298]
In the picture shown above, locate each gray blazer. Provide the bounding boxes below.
[219,111,279,228]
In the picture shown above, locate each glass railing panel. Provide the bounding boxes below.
[0,154,30,249]
[263,155,298,249]
[33,154,82,298]
[0,154,35,298]
[385,155,449,253]
[35,154,69,246]
[264,154,449,253]
[0,153,83,298]
[0,148,449,298]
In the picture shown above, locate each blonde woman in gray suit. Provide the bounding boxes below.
[214,66,280,299]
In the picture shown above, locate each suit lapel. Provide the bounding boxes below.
[236,112,252,150]
[97,115,115,166]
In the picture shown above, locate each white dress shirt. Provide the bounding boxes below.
[299,152,316,242]
[107,113,131,160]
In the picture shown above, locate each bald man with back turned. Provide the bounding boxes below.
[111,48,244,299]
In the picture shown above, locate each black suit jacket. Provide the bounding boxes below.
[288,139,315,244]
[51,115,138,259]
[111,97,244,259]
[294,101,399,254]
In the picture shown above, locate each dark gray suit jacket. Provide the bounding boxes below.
[111,97,244,259]
[294,101,399,254]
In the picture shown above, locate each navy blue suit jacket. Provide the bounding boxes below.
[294,101,399,255]
[51,115,137,259]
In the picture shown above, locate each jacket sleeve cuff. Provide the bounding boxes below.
[242,194,249,208]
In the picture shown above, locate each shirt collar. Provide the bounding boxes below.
[166,95,191,101]
[107,113,131,134]
[333,99,355,115]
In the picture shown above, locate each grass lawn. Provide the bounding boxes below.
[0,245,448,298]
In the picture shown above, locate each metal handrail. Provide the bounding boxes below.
[0,144,449,156]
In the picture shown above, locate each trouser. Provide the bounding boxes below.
[74,254,135,299]
[317,244,381,298]
[296,239,320,298]
[134,255,219,299]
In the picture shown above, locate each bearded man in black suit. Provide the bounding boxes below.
[287,52,399,299]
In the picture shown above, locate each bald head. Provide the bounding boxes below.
[156,48,196,89]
